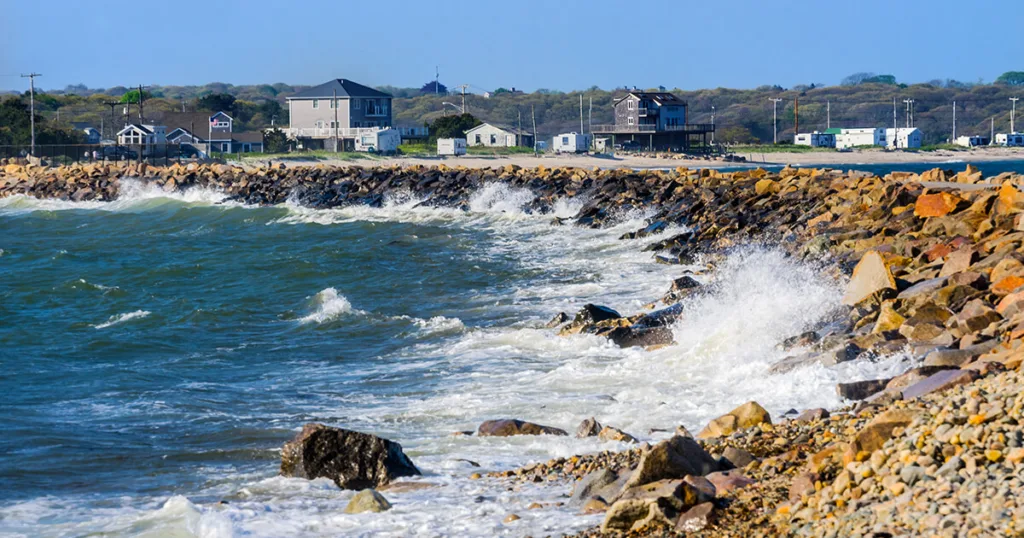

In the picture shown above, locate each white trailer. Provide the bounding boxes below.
[885,128,922,149]
[437,138,467,156]
[794,132,835,148]
[996,133,1024,147]
[835,128,886,149]
[954,135,990,147]
[354,128,401,153]
[553,132,592,153]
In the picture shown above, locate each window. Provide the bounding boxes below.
[627,117,635,126]
[353,98,361,110]
[312,99,319,109]
[562,137,569,144]
[628,100,634,110]
[490,134,497,144]
[475,134,481,144]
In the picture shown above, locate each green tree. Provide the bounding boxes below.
[427,113,481,141]
[995,71,1024,86]
[119,89,151,103]
[263,127,290,153]
[197,93,237,113]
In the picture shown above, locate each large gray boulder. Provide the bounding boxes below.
[624,435,721,489]
[280,423,420,490]
[601,479,700,533]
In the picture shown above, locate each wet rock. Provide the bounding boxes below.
[607,326,675,348]
[570,468,624,507]
[698,401,771,438]
[624,435,721,488]
[576,417,602,438]
[923,340,1000,368]
[559,304,622,335]
[280,423,420,490]
[546,312,569,328]
[842,251,896,306]
[836,378,892,401]
[503,513,520,523]
[477,419,568,437]
[343,489,392,513]
[901,369,981,400]
[598,426,638,444]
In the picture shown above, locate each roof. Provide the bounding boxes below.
[287,79,392,100]
[118,123,155,135]
[232,131,264,143]
[614,91,686,106]
[464,122,531,136]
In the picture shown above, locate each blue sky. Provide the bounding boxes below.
[2,0,1021,93]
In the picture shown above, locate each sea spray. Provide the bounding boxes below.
[94,310,151,329]
[297,288,362,324]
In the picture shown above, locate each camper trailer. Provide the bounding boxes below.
[437,138,467,156]
[354,128,401,153]
[553,132,592,153]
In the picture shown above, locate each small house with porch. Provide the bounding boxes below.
[464,122,534,148]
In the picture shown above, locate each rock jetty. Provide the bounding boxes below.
[6,159,1024,535]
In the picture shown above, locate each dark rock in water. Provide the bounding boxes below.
[607,326,675,348]
[546,312,570,328]
[780,331,820,350]
[477,419,568,437]
[631,303,684,330]
[576,417,602,438]
[621,220,669,240]
[573,304,621,326]
[836,378,893,401]
[671,276,701,292]
[624,435,721,489]
[280,423,420,490]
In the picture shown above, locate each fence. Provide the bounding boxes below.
[0,144,194,166]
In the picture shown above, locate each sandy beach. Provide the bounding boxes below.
[252,146,1024,171]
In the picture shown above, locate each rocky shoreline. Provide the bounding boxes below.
[3,160,1024,536]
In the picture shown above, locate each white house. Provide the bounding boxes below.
[117,123,167,155]
[437,138,467,156]
[996,133,1024,147]
[553,132,592,153]
[794,132,835,148]
[885,128,922,149]
[835,128,886,149]
[353,128,401,153]
[464,122,534,148]
[954,135,990,147]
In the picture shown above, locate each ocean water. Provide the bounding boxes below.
[0,164,1004,537]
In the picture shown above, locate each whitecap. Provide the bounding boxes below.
[297,288,362,324]
[94,310,151,329]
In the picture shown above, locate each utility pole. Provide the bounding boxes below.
[588,97,593,136]
[952,101,956,142]
[710,105,716,144]
[794,97,799,138]
[137,84,147,120]
[517,108,523,146]
[435,66,439,95]
[991,117,995,144]
[531,104,538,156]
[826,100,831,130]
[904,99,913,129]
[893,97,897,131]
[453,84,469,115]
[769,98,782,144]
[333,88,339,152]
[1011,97,1020,133]
[105,101,119,141]
[21,73,41,157]
[579,93,584,134]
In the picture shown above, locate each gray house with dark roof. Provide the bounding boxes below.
[592,89,714,152]
[284,79,393,149]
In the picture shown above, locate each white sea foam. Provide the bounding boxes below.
[94,310,150,329]
[297,288,362,324]
[0,178,239,214]
[411,315,465,335]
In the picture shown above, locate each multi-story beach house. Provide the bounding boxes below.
[163,111,264,154]
[283,78,395,151]
[592,89,714,152]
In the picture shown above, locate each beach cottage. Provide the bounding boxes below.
[464,123,534,148]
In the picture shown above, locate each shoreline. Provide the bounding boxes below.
[240,146,1024,171]
[2,160,1024,536]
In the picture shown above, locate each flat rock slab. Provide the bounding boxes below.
[477,419,568,437]
[901,369,981,400]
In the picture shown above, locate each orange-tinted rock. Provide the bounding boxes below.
[992,276,1024,296]
[914,192,962,218]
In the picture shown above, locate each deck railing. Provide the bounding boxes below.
[591,124,714,134]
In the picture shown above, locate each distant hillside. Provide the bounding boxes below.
[5,74,1023,145]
